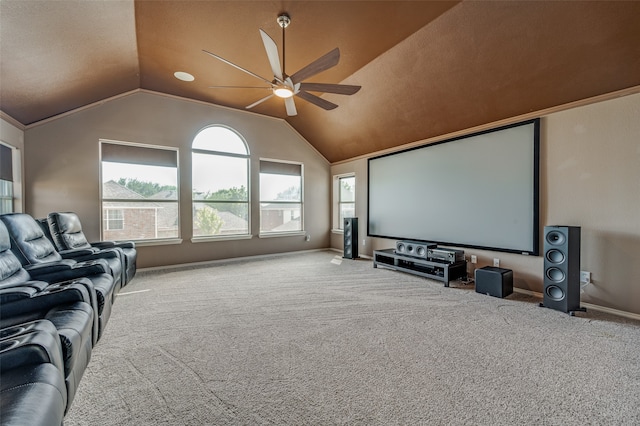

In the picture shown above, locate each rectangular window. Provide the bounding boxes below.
[0,144,14,214]
[101,140,179,241]
[259,160,303,234]
[338,176,356,230]
[192,152,249,237]
[103,209,124,230]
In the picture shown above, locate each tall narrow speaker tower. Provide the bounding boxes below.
[541,225,585,315]
[343,217,358,259]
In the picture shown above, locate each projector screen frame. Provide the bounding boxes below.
[367,119,540,256]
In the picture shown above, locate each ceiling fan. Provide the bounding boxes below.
[203,13,361,116]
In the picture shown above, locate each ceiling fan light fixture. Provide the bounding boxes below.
[273,87,294,98]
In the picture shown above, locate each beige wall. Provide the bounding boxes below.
[331,93,640,315]
[24,91,330,268]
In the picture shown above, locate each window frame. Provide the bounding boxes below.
[100,139,181,244]
[191,125,251,242]
[332,173,356,232]
[0,142,15,214]
[259,158,304,237]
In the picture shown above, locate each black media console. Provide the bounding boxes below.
[373,248,467,287]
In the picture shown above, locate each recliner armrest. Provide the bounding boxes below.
[25,259,110,282]
[24,260,77,275]
[0,284,91,324]
[92,241,135,249]
[0,323,65,374]
[58,248,99,259]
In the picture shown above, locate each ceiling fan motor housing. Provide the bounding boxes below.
[277,14,290,28]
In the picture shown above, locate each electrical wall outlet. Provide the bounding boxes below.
[471,255,477,264]
[362,239,366,246]
[580,271,591,283]
[493,258,500,267]
[305,234,311,242]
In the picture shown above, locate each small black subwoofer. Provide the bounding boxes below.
[475,266,513,298]
[343,217,358,259]
[541,225,585,315]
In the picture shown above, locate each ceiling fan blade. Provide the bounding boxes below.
[208,86,272,90]
[246,94,275,109]
[295,90,338,110]
[259,29,284,82]
[298,82,361,95]
[290,48,340,84]
[284,97,297,116]
[203,49,273,86]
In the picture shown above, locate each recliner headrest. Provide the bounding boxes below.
[48,212,83,234]
[0,213,63,265]
[0,221,11,252]
[47,212,91,250]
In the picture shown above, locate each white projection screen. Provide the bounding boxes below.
[368,119,540,255]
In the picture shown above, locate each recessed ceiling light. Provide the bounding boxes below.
[174,71,195,82]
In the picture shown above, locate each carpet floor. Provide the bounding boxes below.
[65,250,640,425]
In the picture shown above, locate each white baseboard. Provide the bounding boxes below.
[138,248,330,273]
[513,288,640,321]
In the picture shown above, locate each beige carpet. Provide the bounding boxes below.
[65,250,640,425]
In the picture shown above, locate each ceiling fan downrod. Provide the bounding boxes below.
[277,13,290,76]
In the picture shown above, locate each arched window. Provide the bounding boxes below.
[192,126,250,237]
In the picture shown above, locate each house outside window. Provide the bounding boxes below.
[103,209,124,230]
[101,140,179,241]
[338,175,355,230]
[260,160,303,234]
[192,126,249,238]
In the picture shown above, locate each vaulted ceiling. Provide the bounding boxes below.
[1,1,639,163]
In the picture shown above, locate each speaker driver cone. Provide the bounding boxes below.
[546,231,566,245]
[416,246,426,257]
[545,249,565,264]
[546,285,565,301]
[546,267,565,282]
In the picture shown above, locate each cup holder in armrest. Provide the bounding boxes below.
[0,339,20,352]
[0,320,56,341]
[0,328,64,372]
[0,326,27,340]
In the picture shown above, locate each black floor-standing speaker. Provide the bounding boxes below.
[343,217,358,259]
[540,225,585,315]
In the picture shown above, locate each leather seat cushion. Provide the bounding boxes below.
[0,363,67,426]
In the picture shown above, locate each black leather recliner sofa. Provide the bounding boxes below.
[46,211,137,286]
[0,286,94,413]
[1,320,68,426]
[0,220,100,344]
[0,213,117,340]
[36,217,125,291]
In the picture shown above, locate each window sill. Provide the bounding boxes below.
[259,231,306,239]
[134,238,183,247]
[191,234,253,243]
[331,229,344,234]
